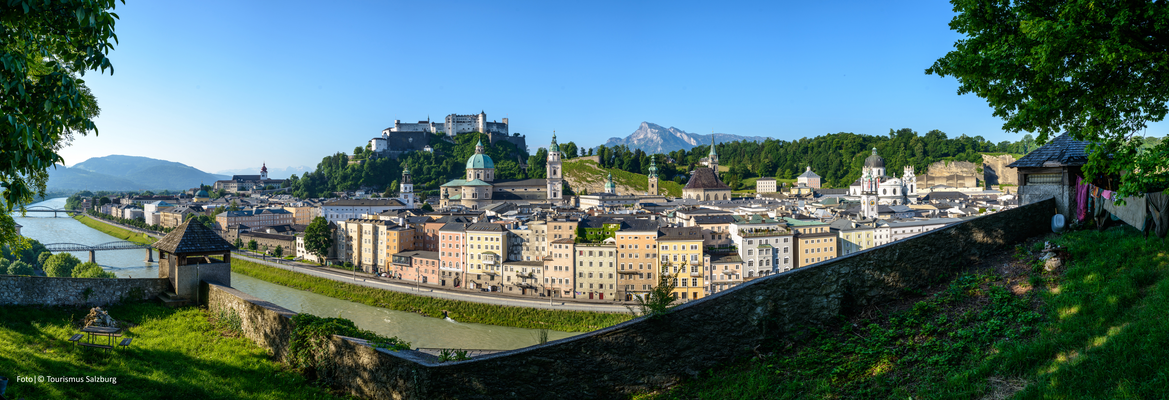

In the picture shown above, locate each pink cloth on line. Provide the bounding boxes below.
[1102,190,1113,200]
[1075,177,1089,221]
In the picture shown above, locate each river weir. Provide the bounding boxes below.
[14,198,575,349]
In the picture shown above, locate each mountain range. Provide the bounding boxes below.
[48,155,229,191]
[601,122,771,154]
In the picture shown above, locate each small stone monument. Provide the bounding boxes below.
[83,307,119,329]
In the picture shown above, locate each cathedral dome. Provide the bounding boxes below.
[864,148,885,168]
[466,153,494,169]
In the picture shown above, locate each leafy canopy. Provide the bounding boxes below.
[927,0,1169,196]
[1,0,121,250]
[304,216,332,261]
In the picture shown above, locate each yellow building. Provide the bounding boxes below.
[465,222,507,291]
[656,226,705,301]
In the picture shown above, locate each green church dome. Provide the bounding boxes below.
[466,153,494,169]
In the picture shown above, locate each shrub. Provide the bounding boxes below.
[36,251,51,267]
[43,253,81,277]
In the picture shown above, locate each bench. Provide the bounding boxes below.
[67,334,83,347]
[117,338,132,350]
[78,342,113,351]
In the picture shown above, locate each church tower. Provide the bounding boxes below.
[708,134,719,175]
[400,165,415,209]
[647,154,659,196]
[902,165,917,202]
[546,131,563,203]
[260,163,268,180]
[605,172,616,194]
[860,168,879,220]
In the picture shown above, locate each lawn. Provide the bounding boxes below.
[0,302,347,400]
[636,225,1169,399]
[74,215,156,245]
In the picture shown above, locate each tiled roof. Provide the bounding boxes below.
[492,179,548,187]
[1007,133,1092,168]
[684,167,731,190]
[153,219,234,254]
[323,199,405,207]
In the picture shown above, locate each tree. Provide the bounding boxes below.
[247,240,258,251]
[234,237,243,249]
[627,272,679,318]
[72,261,115,278]
[274,245,283,258]
[1,0,119,251]
[7,260,33,276]
[37,251,51,267]
[43,253,82,277]
[420,202,434,212]
[927,0,1169,197]
[304,216,333,261]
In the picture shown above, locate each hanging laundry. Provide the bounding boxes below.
[1104,195,1148,231]
[1102,190,1113,200]
[1147,192,1169,239]
[1075,177,1089,221]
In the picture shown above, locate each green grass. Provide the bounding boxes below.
[231,258,632,332]
[637,226,1169,399]
[562,158,683,197]
[0,302,347,399]
[74,215,156,245]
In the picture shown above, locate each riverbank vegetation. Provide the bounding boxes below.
[638,226,1169,399]
[231,258,632,332]
[74,214,156,245]
[0,302,347,400]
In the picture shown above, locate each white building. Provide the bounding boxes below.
[321,199,409,224]
[728,216,794,278]
[847,148,918,206]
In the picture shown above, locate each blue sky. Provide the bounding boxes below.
[62,0,1169,173]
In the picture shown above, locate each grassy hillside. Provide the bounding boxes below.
[638,226,1169,399]
[562,158,683,197]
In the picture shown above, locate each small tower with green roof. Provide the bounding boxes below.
[648,154,659,196]
[546,131,563,203]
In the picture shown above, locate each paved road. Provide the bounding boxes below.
[83,214,633,313]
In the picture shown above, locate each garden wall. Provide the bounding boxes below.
[0,276,169,306]
[203,281,297,361]
[207,198,1057,400]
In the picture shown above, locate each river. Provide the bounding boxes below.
[13,197,575,349]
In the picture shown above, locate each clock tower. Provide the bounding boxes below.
[860,168,879,220]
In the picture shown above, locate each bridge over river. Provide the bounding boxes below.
[43,241,154,263]
[21,206,84,217]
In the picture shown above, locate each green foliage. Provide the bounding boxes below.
[927,0,1169,197]
[210,306,243,336]
[71,261,115,278]
[303,216,332,261]
[84,210,169,235]
[247,240,258,251]
[6,260,33,276]
[287,313,409,383]
[36,251,51,267]
[234,237,243,249]
[562,159,684,197]
[1,0,119,252]
[291,132,529,198]
[628,273,679,318]
[438,348,471,363]
[420,202,434,212]
[43,253,81,277]
[232,258,630,332]
[273,245,283,258]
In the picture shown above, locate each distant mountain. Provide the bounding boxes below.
[47,155,229,191]
[215,165,312,180]
[601,122,771,154]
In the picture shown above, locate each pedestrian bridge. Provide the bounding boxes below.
[43,241,155,263]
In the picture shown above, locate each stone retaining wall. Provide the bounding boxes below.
[0,276,169,306]
[203,281,297,361]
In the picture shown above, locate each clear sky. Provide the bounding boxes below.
[63,0,1169,173]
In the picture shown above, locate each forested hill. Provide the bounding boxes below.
[288,133,531,198]
[589,128,1036,189]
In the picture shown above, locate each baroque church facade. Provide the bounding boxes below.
[438,134,565,209]
[847,148,918,209]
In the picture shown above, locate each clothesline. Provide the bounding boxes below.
[1076,177,1168,238]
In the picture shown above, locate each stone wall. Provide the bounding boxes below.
[320,198,1057,399]
[0,276,169,306]
[982,154,1019,186]
[918,160,980,188]
[201,199,1056,399]
[203,281,296,361]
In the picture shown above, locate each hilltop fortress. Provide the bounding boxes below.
[369,111,527,158]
